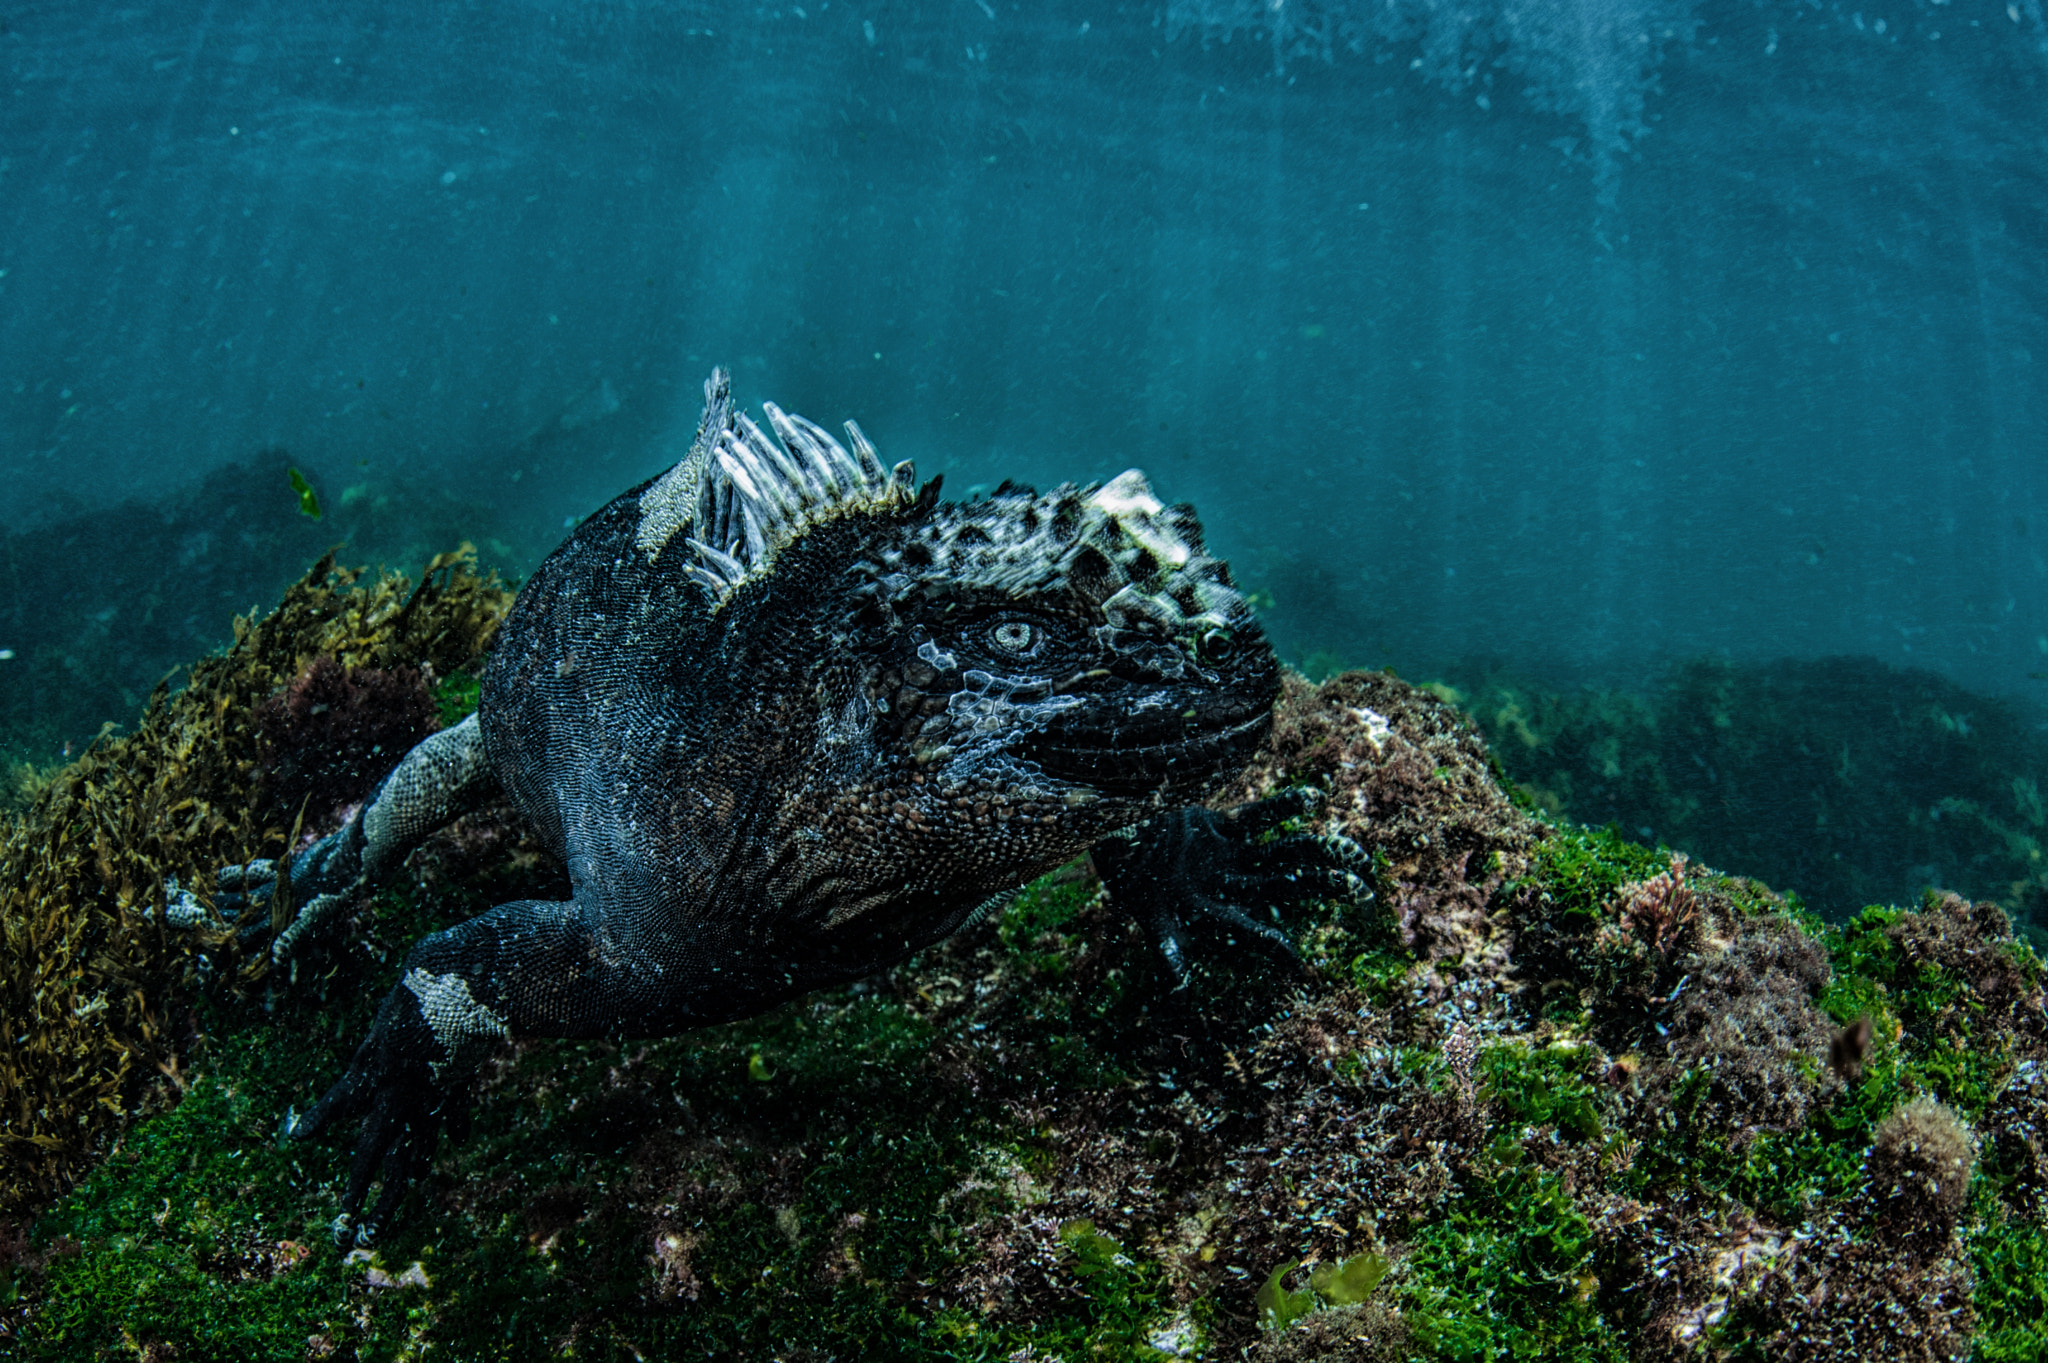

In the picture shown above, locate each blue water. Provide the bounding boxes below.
[4,0,2045,700]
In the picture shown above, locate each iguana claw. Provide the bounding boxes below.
[1095,787,1369,988]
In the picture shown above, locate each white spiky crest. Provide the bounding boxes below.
[636,369,921,603]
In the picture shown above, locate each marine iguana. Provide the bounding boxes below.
[205,371,1363,1247]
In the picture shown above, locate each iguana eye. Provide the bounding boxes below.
[989,620,1041,656]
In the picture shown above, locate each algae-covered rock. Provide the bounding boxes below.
[1866,1096,1975,1253]
[0,548,508,1219]
[1212,668,1538,976]
[4,641,2048,1362]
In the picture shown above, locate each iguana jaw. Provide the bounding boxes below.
[1017,686,1276,797]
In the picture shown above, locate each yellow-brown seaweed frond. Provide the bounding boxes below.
[0,545,510,1218]
[2,758,68,817]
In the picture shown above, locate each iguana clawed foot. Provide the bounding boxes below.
[171,822,370,958]
[283,980,468,1248]
[1094,786,1369,987]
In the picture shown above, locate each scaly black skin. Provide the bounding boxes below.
[210,380,1364,1247]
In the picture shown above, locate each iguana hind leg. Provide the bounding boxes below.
[287,891,696,1246]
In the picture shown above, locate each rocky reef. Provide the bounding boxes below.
[1441,658,2048,932]
[2,557,2046,1361]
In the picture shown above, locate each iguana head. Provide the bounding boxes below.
[849,472,1278,804]
[636,371,1277,923]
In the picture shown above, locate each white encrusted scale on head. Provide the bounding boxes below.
[1078,470,1237,639]
[636,367,921,602]
[880,466,1248,649]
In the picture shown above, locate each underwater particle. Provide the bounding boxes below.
[287,467,322,520]
[1830,1013,1873,1080]
[0,648,13,660]
[1867,1095,1975,1256]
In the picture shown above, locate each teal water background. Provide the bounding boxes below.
[3,0,2043,697]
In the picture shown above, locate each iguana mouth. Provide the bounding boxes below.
[1020,696,1273,795]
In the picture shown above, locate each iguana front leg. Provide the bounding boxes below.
[204,714,496,958]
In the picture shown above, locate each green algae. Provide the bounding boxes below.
[1256,1251,1390,1334]
[995,863,1098,978]
[1401,1166,1625,1363]
[1972,1202,2048,1362]
[1478,1041,1603,1142]
[27,1039,353,1360]
[432,670,482,728]
[1522,823,1673,923]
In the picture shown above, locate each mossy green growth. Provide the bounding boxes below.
[1523,822,1671,925]
[995,862,1096,976]
[1824,902,2028,1120]
[1345,945,1417,1003]
[15,861,1223,1361]
[1973,1196,2048,1362]
[1649,895,2035,1227]
[432,668,482,727]
[1631,923,1913,1220]
[1401,1159,1624,1362]
[1050,1218,1178,1355]
[26,1029,368,1360]
[1479,1041,1604,1141]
